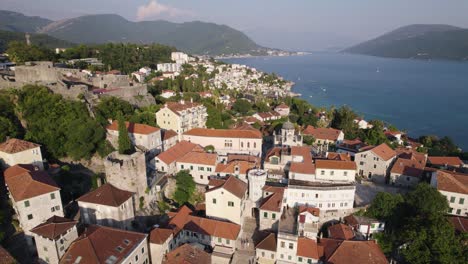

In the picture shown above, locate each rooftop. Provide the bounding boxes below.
[177,151,217,166]
[206,176,247,199]
[259,191,284,212]
[320,239,388,264]
[369,143,396,161]
[434,170,468,194]
[107,121,160,135]
[303,126,342,141]
[428,156,463,167]
[164,101,203,115]
[30,215,77,240]
[163,244,211,264]
[0,138,40,154]
[255,233,276,252]
[328,223,355,240]
[297,237,320,259]
[156,141,201,164]
[76,183,133,207]
[184,127,262,139]
[315,159,357,170]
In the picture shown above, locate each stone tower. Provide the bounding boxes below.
[248,169,268,206]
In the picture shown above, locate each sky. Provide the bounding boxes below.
[2,0,468,51]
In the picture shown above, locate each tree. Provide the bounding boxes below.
[366,192,403,221]
[117,114,133,155]
[232,99,252,115]
[6,41,55,63]
[331,106,358,138]
[95,97,134,126]
[173,170,195,205]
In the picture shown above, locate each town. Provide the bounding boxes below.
[0,43,467,264]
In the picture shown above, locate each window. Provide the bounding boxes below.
[264,212,268,218]
[449,207,454,213]
[308,259,312,264]
[262,252,265,257]
[359,161,364,165]
[280,254,284,259]
[254,142,257,148]
[289,243,293,249]
[51,207,56,212]
[272,213,276,219]
[50,193,56,200]
[298,257,303,262]
[225,140,233,148]
[142,247,145,253]
[330,171,334,176]
[241,142,244,148]
[212,198,217,204]
[199,167,204,171]
[181,165,184,169]
[288,255,292,260]
[318,203,322,208]
[281,241,285,248]
[27,214,33,220]
[373,164,377,169]
[450,197,456,203]
[456,209,461,215]
[43,246,48,252]
[321,170,325,175]
[24,201,30,207]
[459,198,465,205]
[247,142,250,148]
[344,171,348,176]
[190,165,193,170]
[218,237,222,243]
[135,255,139,262]
[315,194,318,198]
[226,239,230,245]
[200,175,204,180]
[271,254,274,259]
[207,167,212,172]
[228,201,234,207]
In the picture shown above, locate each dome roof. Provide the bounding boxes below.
[282,121,295,130]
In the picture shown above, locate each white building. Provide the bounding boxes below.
[355,143,397,183]
[274,103,290,117]
[107,121,162,154]
[430,170,467,216]
[0,138,43,170]
[61,225,148,264]
[274,121,303,147]
[157,63,182,73]
[160,89,177,99]
[302,126,345,145]
[314,160,357,183]
[259,190,284,231]
[205,176,248,225]
[344,214,385,239]
[77,183,135,230]
[182,127,263,156]
[3,164,63,247]
[31,216,78,264]
[156,100,207,136]
[171,52,189,64]
[297,206,320,238]
[176,151,218,185]
[161,129,178,151]
[248,169,268,205]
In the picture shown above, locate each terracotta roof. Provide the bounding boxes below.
[303,126,342,141]
[107,121,160,135]
[395,148,427,166]
[290,161,316,174]
[259,191,284,212]
[336,138,371,152]
[265,146,284,159]
[0,245,16,264]
[227,154,260,164]
[77,183,133,207]
[256,233,276,251]
[262,185,286,194]
[30,216,77,240]
[434,170,468,194]
[162,129,178,141]
[344,215,379,226]
[156,141,200,164]
[322,239,388,264]
[165,101,202,115]
[0,138,40,154]
[177,151,217,166]
[448,216,468,233]
[328,223,355,240]
[390,158,424,178]
[215,160,256,175]
[369,143,396,161]
[291,146,312,159]
[315,160,357,170]
[4,164,59,201]
[297,237,320,259]
[275,103,289,109]
[326,152,351,161]
[149,228,173,244]
[428,156,463,167]
[206,176,247,199]
[208,178,226,188]
[163,244,211,264]
[60,225,147,264]
[184,128,262,139]
[299,206,320,216]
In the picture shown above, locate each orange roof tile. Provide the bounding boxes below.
[256,233,276,251]
[328,223,355,240]
[30,216,77,240]
[0,138,40,154]
[262,185,286,193]
[4,164,59,201]
[215,160,256,175]
[324,239,388,264]
[163,244,211,264]
[149,228,173,244]
[326,152,351,161]
[275,103,289,109]
[107,121,160,135]
[315,160,357,170]
[297,237,320,259]
[206,176,247,199]
[435,170,468,194]
[299,206,320,216]
[177,151,217,166]
[156,141,199,164]
[184,127,262,139]
[428,156,463,167]
[291,146,312,159]
[165,101,202,116]
[259,191,284,212]
[303,126,342,141]
[77,183,133,207]
[369,143,396,161]
[162,129,178,141]
[290,161,316,174]
[390,158,424,178]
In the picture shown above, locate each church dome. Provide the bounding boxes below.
[282,121,295,130]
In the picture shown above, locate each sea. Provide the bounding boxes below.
[224,53,468,150]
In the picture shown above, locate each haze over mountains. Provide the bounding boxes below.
[0,10,268,55]
[345,24,468,60]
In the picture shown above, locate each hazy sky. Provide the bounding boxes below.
[2,0,468,50]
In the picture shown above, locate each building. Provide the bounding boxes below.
[161,129,178,151]
[0,138,43,170]
[297,206,320,238]
[205,176,248,225]
[389,157,425,187]
[428,156,464,169]
[77,183,135,230]
[163,244,211,264]
[107,121,162,154]
[3,164,63,247]
[274,103,290,117]
[171,52,189,64]
[326,152,351,161]
[314,160,357,183]
[336,139,372,158]
[255,233,277,264]
[344,215,385,239]
[318,239,388,264]
[157,63,182,73]
[182,127,263,156]
[60,225,148,264]
[161,90,177,99]
[430,170,467,216]
[253,112,281,122]
[327,223,355,240]
[155,141,202,175]
[248,169,269,205]
[354,118,372,129]
[259,190,284,231]
[156,100,207,135]
[176,151,217,185]
[274,121,303,147]
[255,233,320,264]
[215,159,257,183]
[355,143,396,183]
[30,216,78,264]
[302,126,344,145]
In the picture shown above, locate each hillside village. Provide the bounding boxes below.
[0,46,467,264]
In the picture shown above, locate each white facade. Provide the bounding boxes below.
[249,169,268,205]
[33,224,78,264]
[205,185,246,225]
[355,149,395,182]
[285,184,355,211]
[314,167,356,183]
[156,102,207,136]
[171,52,189,64]
[0,144,43,170]
[78,197,135,230]
[430,172,467,217]
[176,159,217,185]
[157,63,182,73]
[107,122,162,154]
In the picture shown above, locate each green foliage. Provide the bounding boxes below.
[232,99,252,115]
[173,170,196,206]
[95,97,135,125]
[254,101,270,112]
[204,145,215,152]
[0,29,74,53]
[157,200,170,213]
[360,120,388,145]
[117,113,134,155]
[6,41,56,63]
[96,140,115,158]
[0,92,23,141]
[419,135,460,156]
[303,135,315,146]
[139,196,145,210]
[366,192,404,221]
[16,85,105,160]
[331,106,359,139]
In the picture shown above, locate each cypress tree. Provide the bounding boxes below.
[117,113,133,154]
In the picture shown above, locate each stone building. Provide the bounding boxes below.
[106,121,162,154]
[0,138,44,170]
[156,100,207,136]
[355,143,397,183]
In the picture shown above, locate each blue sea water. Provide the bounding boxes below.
[224,53,468,150]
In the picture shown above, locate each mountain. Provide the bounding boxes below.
[0,10,264,56]
[0,10,52,32]
[345,24,468,61]
[0,30,75,52]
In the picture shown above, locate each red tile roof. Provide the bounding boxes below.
[390,158,424,178]
[256,233,276,251]
[149,228,173,244]
[290,162,316,174]
[303,126,342,141]
[30,216,77,240]
[215,160,256,175]
[448,216,468,233]
[60,225,147,264]
[367,143,396,161]
[177,151,217,166]
[156,141,200,164]
[77,183,133,207]
[4,164,59,201]
[184,127,262,139]
[297,237,320,259]
[299,206,320,216]
[428,156,463,167]
[259,191,284,212]
[162,129,177,141]
[107,121,160,135]
[275,103,289,109]
[0,245,16,264]
[206,176,247,199]
[315,160,357,170]
[163,244,211,264]
[0,138,40,154]
[328,223,355,240]
[227,154,261,164]
[321,239,388,264]
[434,170,468,194]
[326,152,351,161]
[165,101,202,115]
[291,146,313,160]
[262,185,286,194]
